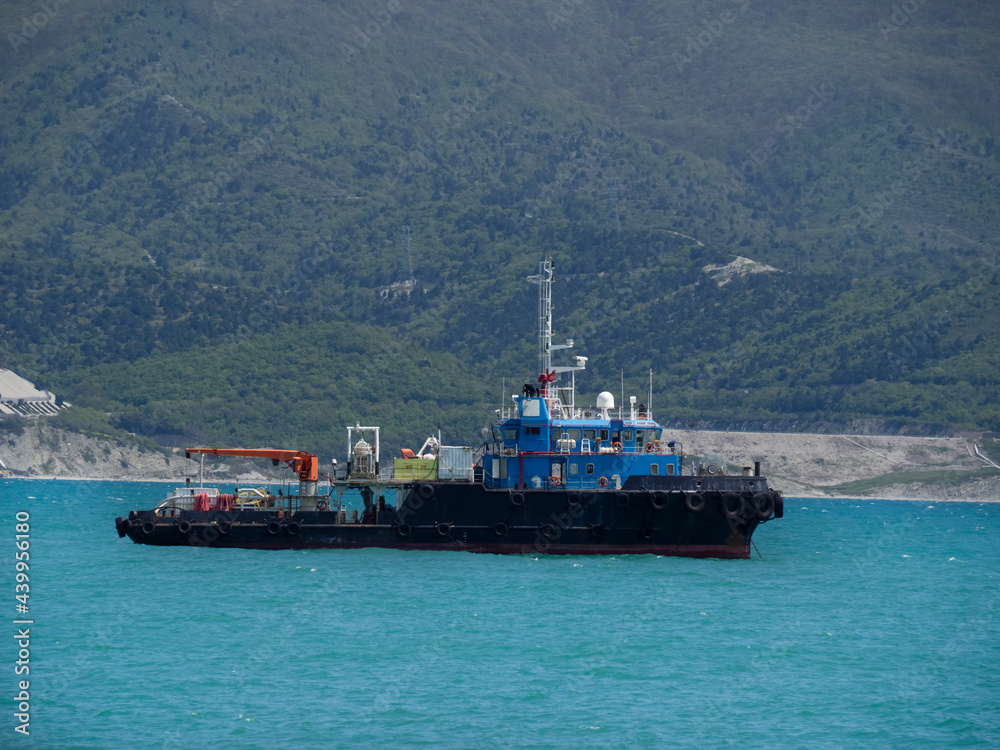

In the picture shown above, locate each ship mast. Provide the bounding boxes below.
[527,257,585,417]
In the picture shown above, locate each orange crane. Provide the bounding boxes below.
[184,448,319,483]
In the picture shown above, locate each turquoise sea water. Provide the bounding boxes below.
[1,479,998,749]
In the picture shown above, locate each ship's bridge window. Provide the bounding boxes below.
[524,426,541,435]
[583,429,597,441]
[585,463,595,475]
[521,399,541,417]
[623,430,632,442]
[599,429,609,441]
[635,429,645,445]
[647,429,660,441]
[650,463,659,475]
[503,428,518,441]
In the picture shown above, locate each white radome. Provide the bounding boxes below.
[596,391,615,409]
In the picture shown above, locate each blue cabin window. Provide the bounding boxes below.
[636,429,645,444]
[522,400,541,417]
[569,463,579,475]
[585,463,595,475]
[666,463,675,476]
[623,430,632,441]
[524,426,540,435]
[599,429,609,441]
[583,429,596,441]
[503,428,517,441]
[650,463,659,475]
[567,428,581,441]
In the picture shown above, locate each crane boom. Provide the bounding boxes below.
[184,448,319,482]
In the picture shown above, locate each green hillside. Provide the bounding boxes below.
[0,0,998,459]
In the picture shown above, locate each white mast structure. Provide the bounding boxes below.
[527,258,586,418]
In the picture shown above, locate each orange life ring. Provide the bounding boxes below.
[611,441,623,452]
[598,477,608,488]
[645,442,655,453]
[549,475,561,486]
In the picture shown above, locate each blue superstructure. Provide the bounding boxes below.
[483,258,682,491]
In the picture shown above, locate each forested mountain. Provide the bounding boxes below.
[1,0,998,459]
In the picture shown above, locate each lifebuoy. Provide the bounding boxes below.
[598,477,609,488]
[511,492,525,506]
[611,441,623,452]
[178,520,192,534]
[752,492,774,520]
[650,492,667,510]
[218,521,232,534]
[436,522,451,537]
[685,492,706,513]
[494,522,508,537]
[645,442,656,453]
[722,493,747,521]
[287,521,301,536]
[317,499,329,511]
[142,521,155,535]
[549,475,561,486]
[417,484,435,500]
[397,523,411,537]
[267,520,281,535]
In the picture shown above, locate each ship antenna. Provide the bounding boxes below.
[649,368,653,420]
[527,257,554,376]
[620,369,624,419]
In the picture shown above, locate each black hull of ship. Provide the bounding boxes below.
[116,477,782,559]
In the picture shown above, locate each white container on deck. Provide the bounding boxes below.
[438,446,474,481]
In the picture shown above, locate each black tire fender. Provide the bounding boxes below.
[141,521,155,535]
[650,491,667,510]
[685,492,706,513]
[287,521,301,536]
[753,492,775,520]
[494,522,508,537]
[436,522,451,537]
[397,523,411,537]
[615,492,628,508]
[178,520,192,534]
[722,492,747,521]
[267,520,281,535]
[510,492,525,507]
[417,483,435,500]
[218,521,232,535]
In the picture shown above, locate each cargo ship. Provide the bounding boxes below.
[116,259,782,558]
